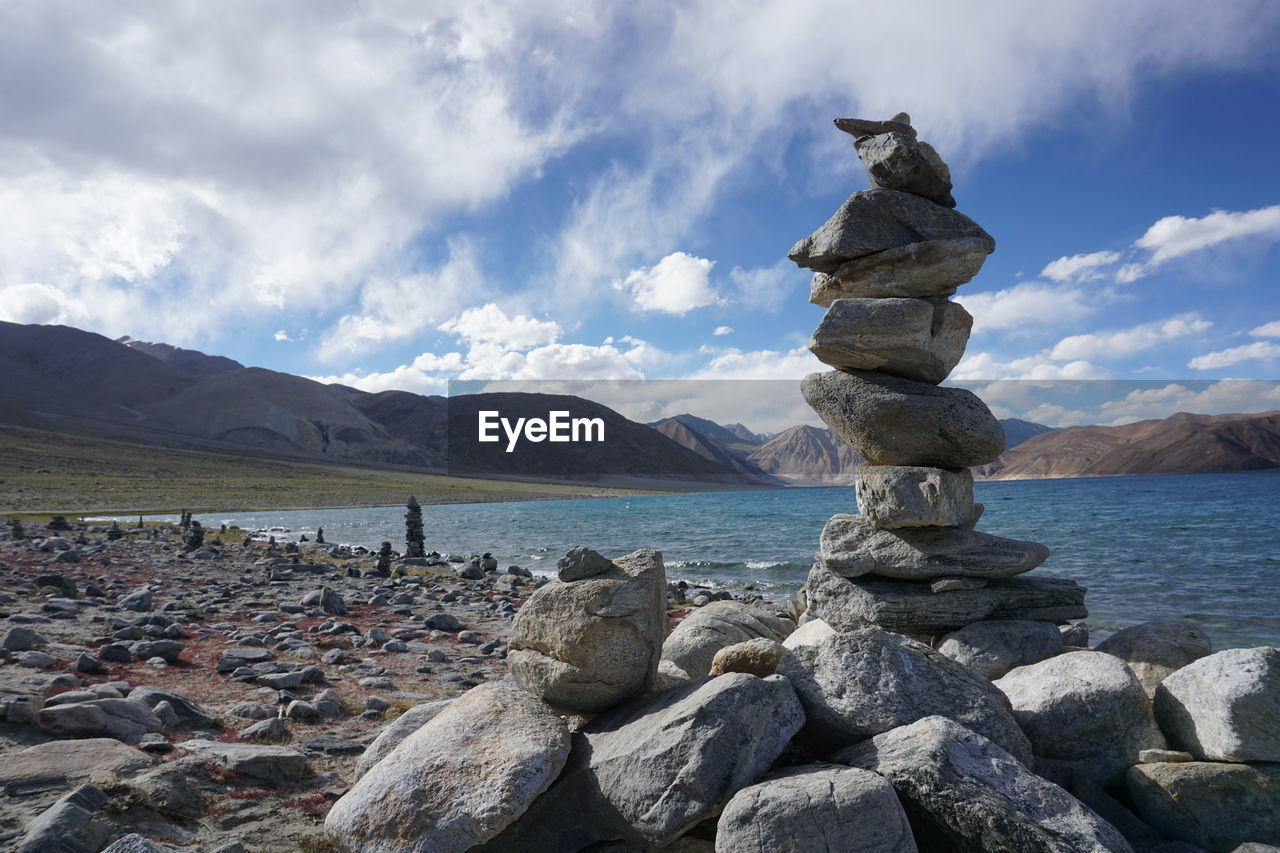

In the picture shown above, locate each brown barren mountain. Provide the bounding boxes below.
[977,410,1280,480]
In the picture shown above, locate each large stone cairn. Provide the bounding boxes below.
[790,113,1086,639]
[404,495,425,558]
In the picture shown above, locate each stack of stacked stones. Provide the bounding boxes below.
[790,113,1087,640]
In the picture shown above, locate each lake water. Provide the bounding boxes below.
[112,470,1280,649]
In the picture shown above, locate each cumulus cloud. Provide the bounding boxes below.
[729,260,801,311]
[1040,250,1121,282]
[4,0,1278,366]
[1097,380,1280,424]
[1134,205,1280,266]
[1249,321,1280,338]
[951,351,1111,381]
[439,303,561,351]
[713,325,733,336]
[1188,341,1280,370]
[688,346,817,380]
[1047,315,1211,361]
[957,282,1098,335]
[0,282,70,324]
[615,252,718,314]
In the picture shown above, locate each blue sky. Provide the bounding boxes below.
[2,1,1279,428]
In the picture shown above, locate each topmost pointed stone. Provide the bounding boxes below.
[835,113,955,208]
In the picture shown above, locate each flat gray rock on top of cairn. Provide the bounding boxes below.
[835,716,1134,853]
[817,514,1048,580]
[715,764,919,853]
[809,236,994,304]
[788,189,993,274]
[834,114,916,140]
[855,465,975,529]
[802,369,1005,468]
[507,548,666,713]
[806,560,1086,635]
[808,297,971,384]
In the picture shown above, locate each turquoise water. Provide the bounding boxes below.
[110,470,1280,649]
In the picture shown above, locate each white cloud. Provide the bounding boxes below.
[1249,321,1280,338]
[952,351,1111,381]
[1114,263,1148,283]
[713,325,733,336]
[1097,380,1280,424]
[0,282,70,325]
[1047,315,1211,361]
[729,260,799,311]
[1188,341,1280,370]
[318,238,484,360]
[958,282,1097,334]
[3,0,1278,360]
[689,346,817,380]
[439,303,561,351]
[273,330,292,342]
[1040,250,1120,282]
[615,252,718,314]
[1134,205,1280,266]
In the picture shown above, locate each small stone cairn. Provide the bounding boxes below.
[789,113,1087,639]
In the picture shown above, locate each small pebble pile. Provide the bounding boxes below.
[790,113,1087,639]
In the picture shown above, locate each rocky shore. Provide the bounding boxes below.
[0,509,1277,851]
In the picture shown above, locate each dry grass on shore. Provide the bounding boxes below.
[0,425,653,518]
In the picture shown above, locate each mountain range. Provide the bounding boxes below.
[2,321,1277,485]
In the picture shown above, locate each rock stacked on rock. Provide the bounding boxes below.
[791,113,1086,639]
[404,495,424,558]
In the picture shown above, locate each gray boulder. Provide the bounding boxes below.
[354,698,453,779]
[817,514,1047,580]
[302,586,347,615]
[806,562,1086,634]
[837,717,1132,853]
[995,651,1166,786]
[788,189,993,274]
[1153,646,1280,762]
[117,587,153,611]
[834,114,917,140]
[128,686,218,729]
[802,369,1004,468]
[808,297,971,385]
[14,785,110,853]
[809,237,993,304]
[1127,761,1280,852]
[101,836,187,853]
[856,465,975,529]
[1094,621,1213,696]
[326,682,570,853]
[938,619,1064,679]
[557,546,614,581]
[2,626,46,651]
[508,548,667,713]
[177,740,307,784]
[482,672,804,852]
[715,764,918,853]
[34,698,164,743]
[660,600,794,680]
[777,627,1031,761]
[855,132,955,207]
